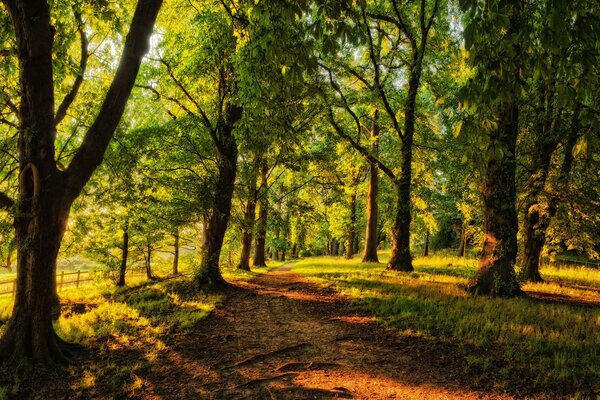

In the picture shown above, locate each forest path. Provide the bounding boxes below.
[145,263,513,400]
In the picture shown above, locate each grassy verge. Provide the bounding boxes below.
[291,251,600,398]
[0,274,220,399]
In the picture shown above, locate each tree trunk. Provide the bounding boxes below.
[387,57,422,272]
[422,230,430,257]
[117,224,129,286]
[292,243,297,258]
[253,164,269,267]
[195,105,242,288]
[345,190,357,260]
[467,2,523,296]
[467,103,521,296]
[362,110,380,263]
[238,179,257,271]
[0,0,162,366]
[522,104,579,282]
[458,222,466,257]
[145,241,153,280]
[172,229,179,275]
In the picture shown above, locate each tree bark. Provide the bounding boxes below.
[467,2,522,296]
[172,229,179,275]
[362,110,380,263]
[522,104,579,282]
[458,222,467,257]
[195,105,242,288]
[253,163,269,267]
[467,103,521,296]
[0,0,162,366]
[145,240,153,280]
[387,52,423,272]
[238,178,257,271]
[422,230,430,257]
[117,223,129,286]
[345,190,357,260]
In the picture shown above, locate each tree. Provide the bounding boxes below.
[320,0,443,271]
[0,0,162,365]
[461,0,523,296]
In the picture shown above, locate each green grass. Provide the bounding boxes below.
[0,272,220,398]
[291,251,600,397]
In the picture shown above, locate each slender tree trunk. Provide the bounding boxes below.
[271,227,280,261]
[145,241,153,280]
[117,223,129,286]
[195,105,242,288]
[522,104,579,282]
[172,229,179,275]
[292,243,298,258]
[363,110,380,263]
[346,190,357,260]
[458,222,467,257]
[467,102,521,296]
[253,164,269,267]
[238,179,257,271]
[422,230,430,257]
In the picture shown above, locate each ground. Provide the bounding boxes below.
[1,255,598,399]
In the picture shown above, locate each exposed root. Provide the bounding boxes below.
[235,372,298,389]
[222,343,310,370]
[275,361,340,372]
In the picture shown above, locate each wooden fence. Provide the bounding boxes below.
[0,269,148,298]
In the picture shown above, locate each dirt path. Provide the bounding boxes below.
[142,264,513,400]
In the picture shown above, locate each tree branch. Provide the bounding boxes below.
[65,0,163,200]
[55,9,88,127]
[362,10,403,140]
[324,100,397,182]
[0,191,14,211]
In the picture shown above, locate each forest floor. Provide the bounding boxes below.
[139,262,512,400]
[2,256,598,399]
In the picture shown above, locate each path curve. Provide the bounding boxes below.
[145,263,514,399]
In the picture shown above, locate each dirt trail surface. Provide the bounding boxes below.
[140,264,512,400]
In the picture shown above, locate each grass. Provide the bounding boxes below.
[291,251,600,398]
[0,267,220,398]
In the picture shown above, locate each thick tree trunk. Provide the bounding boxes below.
[195,105,241,288]
[467,103,521,296]
[345,190,357,260]
[0,0,162,366]
[362,110,380,263]
[522,105,579,282]
[238,180,257,271]
[387,61,421,272]
[422,230,430,257]
[117,224,129,286]
[172,229,179,275]
[253,164,269,267]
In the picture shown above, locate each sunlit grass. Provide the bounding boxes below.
[291,251,600,396]
[0,268,219,398]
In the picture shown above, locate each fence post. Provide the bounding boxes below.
[76,270,81,288]
[59,270,64,292]
[12,280,16,298]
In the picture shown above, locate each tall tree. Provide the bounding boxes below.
[462,0,523,295]
[0,0,162,365]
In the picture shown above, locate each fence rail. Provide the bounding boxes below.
[0,269,148,298]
